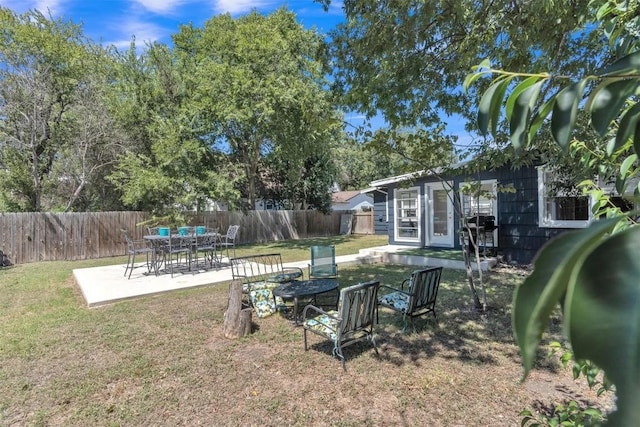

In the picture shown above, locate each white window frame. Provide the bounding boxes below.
[394,187,420,242]
[461,180,498,218]
[538,167,592,228]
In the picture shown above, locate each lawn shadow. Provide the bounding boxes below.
[336,263,557,370]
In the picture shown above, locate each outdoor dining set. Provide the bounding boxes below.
[121,224,240,279]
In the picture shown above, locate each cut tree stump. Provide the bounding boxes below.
[223,280,252,338]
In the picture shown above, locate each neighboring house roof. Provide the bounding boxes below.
[331,190,363,203]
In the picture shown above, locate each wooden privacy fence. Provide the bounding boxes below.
[351,211,374,234]
[0,210,370,265]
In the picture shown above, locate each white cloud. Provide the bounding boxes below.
[34,0,63,15]
[108,18,167,49]
[0,0,65,16]
[213,0,276,15]
[131,0,189,14]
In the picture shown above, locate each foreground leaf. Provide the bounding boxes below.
[551,80,587,150]
[567,225,640,426]
[613,103,640,154]
[589,79,639,136]
[478,78,505,136]
[600,51,640,76]
[512,218,621,378]
[509,82,542,150]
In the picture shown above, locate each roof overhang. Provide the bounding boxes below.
[366,160,471,191]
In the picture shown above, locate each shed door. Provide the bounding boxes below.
[427,182,454,247]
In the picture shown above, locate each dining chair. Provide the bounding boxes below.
[164,230,192,277]
[121,228,154,279]
[195,230,219,268]
[219,225,240,260]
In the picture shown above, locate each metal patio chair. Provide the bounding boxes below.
[302,280,380,371]
[218,225,240,260]
[121,228,154,279]
[377,267,443,332]
[308,245,338,279]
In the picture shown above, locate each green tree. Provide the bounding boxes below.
[320,0,597,131]
[0,8,124,212]
[333,133,406,191]
[264,149,337,211]
[174,8,341,210]
[314,0,605,309]
[108,41,241,215]
[469,1,640,424]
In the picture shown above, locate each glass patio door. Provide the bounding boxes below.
[427,182,454,247]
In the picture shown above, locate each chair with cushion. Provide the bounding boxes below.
[308,245,338,279]
[302,280,380,371]
[377,267,443,332]
[121,228,155,279]
[249,286,286,319]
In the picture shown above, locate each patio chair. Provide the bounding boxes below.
[121,228,154,279]
[308,245,338,279]
[302,280,380,371]
[163,230,193,277]
[377,267,443,332]
[218,225,240,260]
[195,230,219,268]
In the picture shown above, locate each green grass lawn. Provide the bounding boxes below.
[0,234,612,426]
[396,247,466,261]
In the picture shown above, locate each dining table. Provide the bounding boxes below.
[143,231,222,275]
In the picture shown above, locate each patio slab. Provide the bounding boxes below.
[73,245,495,307]
[73,251,383,307]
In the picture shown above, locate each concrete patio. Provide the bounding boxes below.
[73,245,497,307]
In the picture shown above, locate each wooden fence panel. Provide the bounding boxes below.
[352,211,374,234]
[0,210,357,265]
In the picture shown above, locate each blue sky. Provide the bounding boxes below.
[0,0,343,48]
[0,0,473,145]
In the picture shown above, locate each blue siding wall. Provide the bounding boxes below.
[494,165,567,264]
[372,192,388,235]
[377,164,580,265]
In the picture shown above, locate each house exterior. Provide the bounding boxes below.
[364,163,610,265]
[331,190,374,211]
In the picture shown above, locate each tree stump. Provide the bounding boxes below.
[223,280,252,338]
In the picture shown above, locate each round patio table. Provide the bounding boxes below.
[272,278,339,325]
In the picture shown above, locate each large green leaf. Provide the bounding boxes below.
[635,121,640,156]
[489,77,513,136]
[509,81,542,150]
[528,95,555,143]
[463,69,490,93]
[589,79,640,136]
[512,218,621,378]
[505,76,542,121]
[620,154,638,177]
[478,77,508,136]
[600,51,640,76]
[551,80,587,150]
[613,103,640,155]
[567,225,640,426]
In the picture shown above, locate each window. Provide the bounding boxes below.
[462,181,496,217]
[395,188,419,241]
[538,168,591,228]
